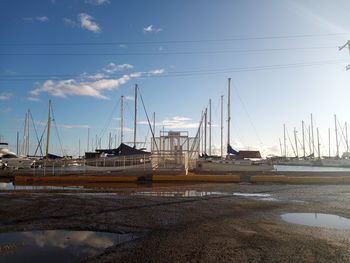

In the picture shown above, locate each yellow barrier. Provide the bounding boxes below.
[251,175,350,184]
[152,175,240,182]
[14,175,139,183]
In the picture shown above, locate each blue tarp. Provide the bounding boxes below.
[227,144,238,155]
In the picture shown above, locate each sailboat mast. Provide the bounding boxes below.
[227,78,231,153]
[283,124,287,157]
[45,100,51,159]
[120,95,124,144]
[317,128,321,159]
[311,113,315,156]
[294,128,298,157]
[209,99,212,156]
[204,108,207,155]
[220,95,224,158]
[328,128,331,157]
[133,85,138,148]
[335,114,339,157]
[302,120,306,157]
[346,122,349,152]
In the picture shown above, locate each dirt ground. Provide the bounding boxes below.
[1,183,350,262]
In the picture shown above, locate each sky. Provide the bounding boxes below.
[1,0,350,158]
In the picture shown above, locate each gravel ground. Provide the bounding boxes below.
[1,183,350,262]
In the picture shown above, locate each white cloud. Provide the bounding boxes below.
[23,16,49,22]
[78,13,101,33]
[143,25,163,33]
[63,17,78,27]
[85,0,110,5]
[103,63,133,74]
[0,93,12,101]
[29,63,164,99]
[27,97,41,102]
[36,16,48,22]
[124,95,134,101]
[139,116,199,129]
[148,69,165,75]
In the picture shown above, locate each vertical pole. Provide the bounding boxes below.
[209,99,212,156]
[279,138,283,156]
[328,128,331,157]
[121,95,124,144]
[109,132,111,149]
[152,112,155,152]
[335,114,339,157]
[308,126,312,156]
[311,113,315,156]
[317,128,321,159]
[346,122,349,152]
[200,110,203,155]
[16,131,19,156]
[220,95,224,158]
[78,138,81,159]
[87,127,90,152]
[26,110,30,156]
[22,111,27,156]
[302,120,305,158]
[294,128,298,157]
[133,84,138,148]
[45,100,51,159]
[227,78,231,153]
[204,108,207,156]
[283,124,287,157]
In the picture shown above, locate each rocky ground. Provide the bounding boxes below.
[1,183,350,262]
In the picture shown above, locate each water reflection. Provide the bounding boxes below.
[0,230,134,263]
[281,213,350,230]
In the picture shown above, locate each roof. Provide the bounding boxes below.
[95,143,150,156]
[238,151,262,159]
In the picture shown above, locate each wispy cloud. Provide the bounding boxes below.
[78,13,101,33]
[85,0,110,5]
[63,17,78,27]
[29,63,164,99]
[0,93,12,101]
[139,116,199,129]
[143,25,163,33]
[103,63,133,74]
[23,16,49,22]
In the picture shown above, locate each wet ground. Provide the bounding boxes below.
[1,183,350,262]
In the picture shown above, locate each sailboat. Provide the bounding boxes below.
[84,84,153,176]
[0,142,33,171]
[195,78,273,174]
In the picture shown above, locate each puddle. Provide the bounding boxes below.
[0,182,83,191]
[281,213,350,230]
[133,190,229,197]
[0,230,134,263]
[232,193,270,197]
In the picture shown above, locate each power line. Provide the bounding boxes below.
[0,46,337,56]
[0,59,347,82]
[0,33,348,46]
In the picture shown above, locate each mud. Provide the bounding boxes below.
[1,183,350,262]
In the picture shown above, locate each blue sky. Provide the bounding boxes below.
[1,0,350,157]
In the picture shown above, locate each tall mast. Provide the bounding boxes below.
[302,120,306,158]
[45,100,51,159]
[220,95,224,158]
[120,95,124,144]
[152,112,156,152]
[227,78,231,152]
[317,128,321,159]
[294,128,298,157]
[279,138,283,156]
[346,122,349,152]
[209,99,212,156]
[204,108,207,155]
[283,124,287,157]
[87,127,90,152]
[133,84,138,148]
[335,114,339,157]
[16,131,19,156]
[22,111,27,156]
[26,110,30,156]
[311,113,315,156]
[328,128,331,157]
[78,138,81,159]
[308,126,312,156]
